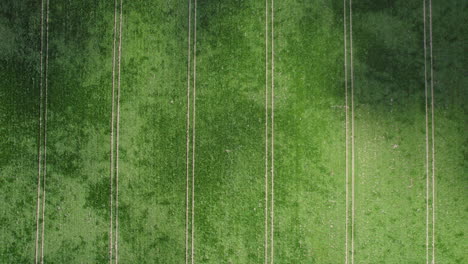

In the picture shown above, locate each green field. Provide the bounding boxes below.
[1,0,466,263]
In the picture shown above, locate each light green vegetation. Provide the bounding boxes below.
[352,1,429,262]
[118,0,187,262]
[274,0,346,262]
[38,0,113,262]
[351,1,466,262]
[0,0,466,263]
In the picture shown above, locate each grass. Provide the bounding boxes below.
[0,0,466,263]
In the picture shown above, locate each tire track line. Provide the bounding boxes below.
[264,0,269,262]
[270,0,275,262]
[191,1,197,262]
[429,1,436,261]
[39,0,50,262]
[186,0,192,263]
[34,0,45,261]
[349,0,355,262]
[114,0,123,262]
[109,0,118,261]
[423,1,430,262]
[343,0,350,262]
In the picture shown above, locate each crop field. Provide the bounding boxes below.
[0,0,466,263]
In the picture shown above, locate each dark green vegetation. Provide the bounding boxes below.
[1,0,466,263]
[195,1,265,262]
